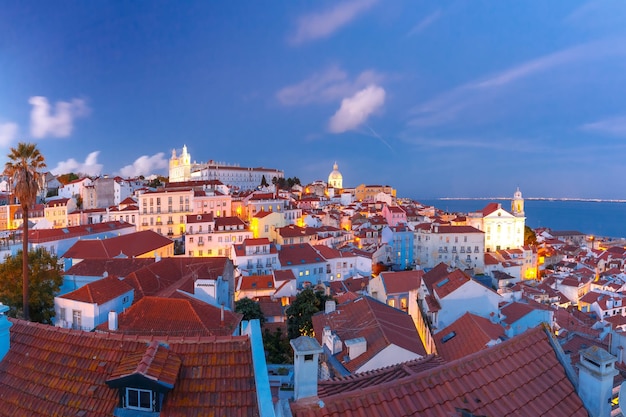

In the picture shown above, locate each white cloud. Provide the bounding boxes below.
[276,66,384,106]
[406,10,441,37]
[328,84,385,133]
[581,115,626,137]
[0,122,18,147]
[51,151,103,176]
[290,0,377,45]
[409,38,626,127]
[29,96,90,138]
[117,153,168,178]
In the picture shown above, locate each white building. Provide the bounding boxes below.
[466,189,525,253]
[415,224,485,272]
[169,144,284,190]
[54,276,134,331]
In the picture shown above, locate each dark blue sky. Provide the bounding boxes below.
[1,0,626,199]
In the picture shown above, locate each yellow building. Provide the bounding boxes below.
[137,188,194,237]
[354,184,396,202]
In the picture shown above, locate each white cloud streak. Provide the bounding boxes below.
[29,96,90,138]
[328,84,385,133]
[290,0,377,45]
[409,38,626,127]
[117,153,168,178]
[406,10,441,37]
[276,66,384,106]
[51,151,103,176]
[0,122,18,147]
[581,115,626,137]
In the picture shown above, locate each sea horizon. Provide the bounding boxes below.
[419,198,626,240]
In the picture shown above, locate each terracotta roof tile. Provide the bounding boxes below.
[291,326,586,417]
[97,294,241,337]
[63,230,173,259]
[0,319,258,416]
[312,296,427,373]
[65,257,156,278]
[434,312,505,362]
[59,276,133,304]
[378,270,423,294]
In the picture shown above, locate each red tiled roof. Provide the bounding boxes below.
[62,230,173,259]
[215,216,246,228]
[279,243,325,266]
[278,224,317,238]
[434,225,483,234]
[239,274,275,291]
[317,354,445,397]
[98,294,241,337]
[421,262,451,291]
[29,221,135,243]
[312,296,427,373]
[432,269,470,299]
[500,300,552,326]
[122,257,231,301]
[480,202,502,216]
[106,340,182,389]
[59,276,133,304]
[435,312,505,362]
[0,319,258,416]
[186,213,214,223]
[274,269,296,281]
[379,270,423,294]
[291,326,587,417]
[65,257,156,278]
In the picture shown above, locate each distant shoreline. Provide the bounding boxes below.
[436,197,626,203]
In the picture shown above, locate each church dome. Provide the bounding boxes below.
[328,162,343,189]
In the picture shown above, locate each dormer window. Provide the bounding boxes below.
[126,387,153,411]
[106,341,181,416]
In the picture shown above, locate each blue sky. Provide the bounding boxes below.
[1,1,626,199]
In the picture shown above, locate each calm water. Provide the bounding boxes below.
[420,199,626,239]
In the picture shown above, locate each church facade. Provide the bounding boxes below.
[466,188,526,252]
[169,145,284,190]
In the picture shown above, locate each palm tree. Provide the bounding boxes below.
[4,142,46,321]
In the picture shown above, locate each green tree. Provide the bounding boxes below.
[524,225,537,246]
[260,175,269,188]
[4,142,46,320]
[286,288,333,340]
[235,297,265,325]
[0,248,63,324]
[263,327,293,364]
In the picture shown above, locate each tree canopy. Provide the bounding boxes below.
[272,176,301,190]
[286,288,333,340]
[0,248,63,324]
[524,225,537,246]
[235,297,265,325]
[4,142,46,320]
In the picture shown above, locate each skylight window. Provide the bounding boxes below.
[436,278,449,287]
[441,331,456,343]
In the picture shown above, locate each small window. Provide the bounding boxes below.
[126,387,153,411]
[304,354,314,361]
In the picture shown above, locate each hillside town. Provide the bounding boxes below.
[2,145,626,416]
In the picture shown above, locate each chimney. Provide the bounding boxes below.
[108,311,118,331]
[325,300,336,314]
[322,326,342,355]
[345,337,367,360]
[577,346,618,417]
[0,304,13,361]
[290,336,323,401]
